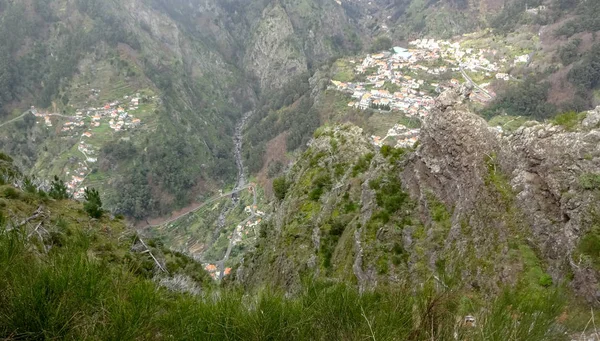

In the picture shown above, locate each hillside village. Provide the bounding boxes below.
[31,92,155,197]
[330,37,528,149]
[202,189,266,280]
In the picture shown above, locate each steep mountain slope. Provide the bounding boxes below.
[0,0,596,223]
[0,0,365,220]
[237,86,600,306]
[0,151,571,340]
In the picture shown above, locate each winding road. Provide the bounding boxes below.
[459,66,493,100]
[0,111,75,129]
[142,184,253,228]
[216,185,257,280]
[0,112,33,128]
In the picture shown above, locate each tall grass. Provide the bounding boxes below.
[0,225,568,340]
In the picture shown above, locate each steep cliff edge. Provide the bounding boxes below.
[404,86,600,301]
[238,86,600,304]
[244,2,308,91]
[500,108,600,301]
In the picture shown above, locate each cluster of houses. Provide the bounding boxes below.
[74,95,143,133]
[33,94,144,135]
[331,41,489,118]
[525,5,547,15]
[205,196,266,280]
[330,36,524,148]
[31,93,152,197]
[410,39,500,73]
[203,264,232,280]
[238,197,266,238]
[64,161,88,199]
[78,141,97,163]
[409,38,527,77]
[331,48,458,118]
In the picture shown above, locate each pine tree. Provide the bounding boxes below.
[83,187,103,219]
[49,176,69,200]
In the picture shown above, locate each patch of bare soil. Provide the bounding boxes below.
[547,65,576,105]
[256,132,289,198]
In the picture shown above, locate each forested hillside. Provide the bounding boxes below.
[0,0,365,220]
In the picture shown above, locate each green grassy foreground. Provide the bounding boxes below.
[0,224,567,340]
[0,154,570,340]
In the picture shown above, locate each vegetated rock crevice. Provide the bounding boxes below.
[403,85,600,301]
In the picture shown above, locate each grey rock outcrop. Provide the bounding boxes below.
[583,106,600,129]
[403,84,499,215]
[501,120,600,301]
[404,87,600,301]
[244,2,308,91]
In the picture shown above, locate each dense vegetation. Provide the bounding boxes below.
[489,0,544,33]
[0,152,573,340]
[554,0,600,37]
[481,0,600,116]
[568,43,600,93]
[244,74,321,174]
[482,79,556,120]
[0,227,567,341]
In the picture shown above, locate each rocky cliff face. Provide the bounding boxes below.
[244,2,308,91]
[404,87,600,301]
[499,108,600,301]
[242,0,362,91]
[238,87,600,303]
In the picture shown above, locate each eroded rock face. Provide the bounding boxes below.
[404,87,600,301]
[244,2,308,91]
[403,84,499,215]
[583,106,600,129]
[500,118,600,300]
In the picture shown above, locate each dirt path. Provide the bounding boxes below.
[0,112,32,128]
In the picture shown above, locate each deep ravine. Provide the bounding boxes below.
[233,111,254,191]
[215,111,255,279]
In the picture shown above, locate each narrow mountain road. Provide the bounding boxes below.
[141,184,253,228]
[0,112,33,128]
[0,111,74,129]
[459,66,492,100]
[216,186,257,280]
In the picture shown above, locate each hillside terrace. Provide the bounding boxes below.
[31,92,155,197]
